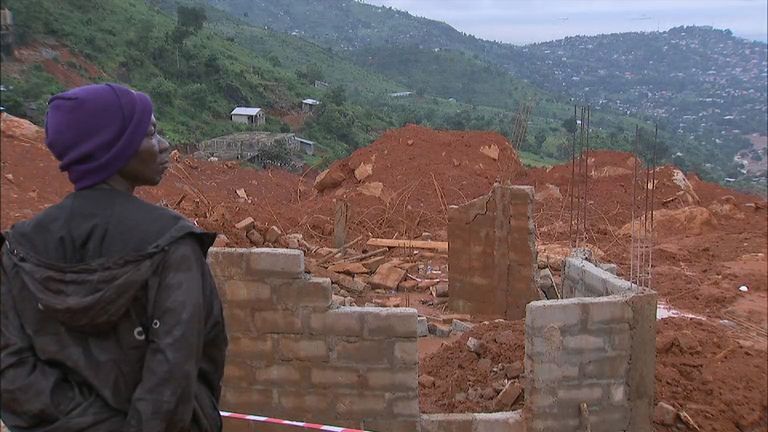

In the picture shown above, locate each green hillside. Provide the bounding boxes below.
[0,0,396,160]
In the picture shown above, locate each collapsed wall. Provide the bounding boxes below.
[448,184,542,319]
[525,257,657,432]
[208,248,420,432]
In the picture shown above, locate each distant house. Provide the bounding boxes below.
[296,137,316,155]
[301,98,321,113]
[314,80,329,89]
[230,107,265,126]
[388,91,414,97]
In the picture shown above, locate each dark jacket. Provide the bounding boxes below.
[0,187,228,432]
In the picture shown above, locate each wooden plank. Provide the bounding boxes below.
[333,200,349,249]
[366,238,449,252]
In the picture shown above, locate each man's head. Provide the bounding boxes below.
[45,83,170,190]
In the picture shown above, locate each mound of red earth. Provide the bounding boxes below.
[311,124,525,240]
[419,317,768,431]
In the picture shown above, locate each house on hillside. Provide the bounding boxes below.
[314,80,329,89]
[296,137,316,155]
[301,98,320,113]
[388,91,414,97]
[230,107,265,126]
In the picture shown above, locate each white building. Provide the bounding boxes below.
[301,98,321,113]
[230,107,265,126]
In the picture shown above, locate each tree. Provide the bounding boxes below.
[327,85,346,106]
[561,116,577,134]
[296,63,323,84]
[534,131,546,152]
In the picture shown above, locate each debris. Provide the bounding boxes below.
[419,375,436,388]
[234,216,255,230]
[370,264,406,290]
[169,149,181,162]
[598,262,618,275]
[477,358,492,375]
[466,337,487,355]
[235,188,248,200]
[246,229,264,247]
[354,162,373,181]
[358,182,384,198]
[580,402,592,432]
[451,319,474,333]
[334,274,368,294]
[327,262,369,274]
[481,387,497,400]
[537,268,557,299]
[212,234,230,248]
[366,238,449,252]
[503,361,524,379]
[430,283,449,298]
[493,381,522,410]
[479,143,500,160]
[4,174,14,183]
[739,285,749,292]
[679,410,701,431]
[675,331,702,353]
[417,317,429,337]
[428,322,452,338]
[417,279,440,290]
[264,225,282,244]
[314,167,346,192]
[454,392,466,402]
[331,294,345,307]
[359,255,388,272]
[374,297,402,308]
[398,280,418,291]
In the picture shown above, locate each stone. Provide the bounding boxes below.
[370,265,407,291]
[212,234,229,248]
[421,232,433,241]
[503,361,524,379]
[494,381,523,410]
[653,402,677,425]
[477,358,492,375]
[354,162,373,182]
[328,262,370,274]
[343,297,356,307]
[265,226,282,244]
[452,319,474,333]
[335,274,368,293]
[537,268,557,299]
[331,295,345,306]
[314,167,346,192]
[480,143,500,160]
[571,247,594,262]
[286,237,300,249]
[675,331,702,353]
[466,337,487,355]
[235,216,255,231]
[419,375,436,388]
[481,387,497,400]
[417,317,429,337]
[246,229,264,247]
[428,322,452,338]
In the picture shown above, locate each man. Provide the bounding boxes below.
[1,83,228,431]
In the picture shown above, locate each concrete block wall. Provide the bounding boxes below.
[209,248,420,432]
[524,258,657,432]
[448,184,542,319]
[421,411,524,432]
[561,257,636,298]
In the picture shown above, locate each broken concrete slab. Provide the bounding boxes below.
[354,161,373,182]
[428,322,452,337]
[265,226,282,244]
[653,402,677,425]
[494,381,523,411]
[235,216,255,230]
[246,229,264,247]
[452,319,474,333]
[370,264,406,291]
[327,262,369,275]
[466,337,487,355]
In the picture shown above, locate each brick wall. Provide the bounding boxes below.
[209,248,420,432]
[448,184,542,319]
[524,258,656,432]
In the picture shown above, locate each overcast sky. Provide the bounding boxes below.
[363,0,768,44]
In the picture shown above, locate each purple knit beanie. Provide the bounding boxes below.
[45,83,154,190]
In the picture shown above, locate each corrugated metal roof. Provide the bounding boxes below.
[302,99,321,105]
[230,107,262,116]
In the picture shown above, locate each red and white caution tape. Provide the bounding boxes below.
[219,411,373,432]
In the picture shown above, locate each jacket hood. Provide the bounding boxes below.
[2,219,216,333]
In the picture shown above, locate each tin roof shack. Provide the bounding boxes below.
[230,107,265,126]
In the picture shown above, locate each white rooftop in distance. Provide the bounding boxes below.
[230,107,262,116]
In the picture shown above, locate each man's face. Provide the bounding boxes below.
[117,115,170,187]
